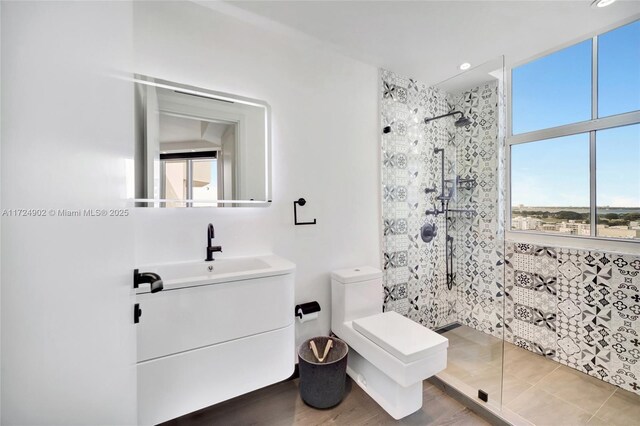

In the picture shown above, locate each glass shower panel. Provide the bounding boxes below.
[431,56,506,410]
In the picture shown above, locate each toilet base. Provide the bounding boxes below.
[346,347,422,420]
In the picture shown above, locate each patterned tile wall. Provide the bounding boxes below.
[448,84,505,338]
[506,241,640,396]
[380,69,455,329]
[380,68,504,333]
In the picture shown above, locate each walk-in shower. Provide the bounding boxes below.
[381,56,507,410]
[383,48,640,424]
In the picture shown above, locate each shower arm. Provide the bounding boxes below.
[424,111,464,124]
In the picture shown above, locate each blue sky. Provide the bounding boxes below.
[511,19,639,208]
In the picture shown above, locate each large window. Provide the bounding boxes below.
[510,20,640,240]
[512,40,592,134]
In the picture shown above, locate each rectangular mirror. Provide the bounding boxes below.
[134,75,271,207]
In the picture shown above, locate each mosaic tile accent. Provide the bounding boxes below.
[506,241,640,396]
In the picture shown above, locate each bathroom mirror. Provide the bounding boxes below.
[134,75,271,207]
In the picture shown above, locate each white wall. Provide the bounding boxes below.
[0,2,3,420]
[132,1,381,345]
[1,1,380,423]
[1,2,136,424]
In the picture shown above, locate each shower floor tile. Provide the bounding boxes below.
[441,324,640,426]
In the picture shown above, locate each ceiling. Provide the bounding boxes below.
[204,0,639,86]
[159,113,231,149]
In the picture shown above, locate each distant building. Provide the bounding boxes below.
[512,210,640,240]
[597,224,640,239]
[558,221,590,236]
[512,216,542,231]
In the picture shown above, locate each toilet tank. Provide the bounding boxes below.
[331,267,383,328]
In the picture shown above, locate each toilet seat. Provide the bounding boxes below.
[352,311,448,364]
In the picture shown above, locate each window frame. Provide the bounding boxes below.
[506,17,640,249]
[160,154,217,208]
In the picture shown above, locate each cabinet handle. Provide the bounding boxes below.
[134,303,142,324]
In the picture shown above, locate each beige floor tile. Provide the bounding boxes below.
[503,346,558,385]
[443,359,476,381]
[456,367,532,407]
[593,388,640,426]
[507,386,593,425]
[500,373,533,406]
[535,365,616,415]
[447,340,503,370]
[586,416,612,425]
[445,326,503,348]
[445,327,529,408]
[461,367,533,406]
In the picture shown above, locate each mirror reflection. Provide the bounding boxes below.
[134,76,271,207]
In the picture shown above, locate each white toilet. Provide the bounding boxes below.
[331,266,448,420]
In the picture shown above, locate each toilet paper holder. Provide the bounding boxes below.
[295,301,321,323]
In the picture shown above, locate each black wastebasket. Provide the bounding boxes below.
[298,336,349,409]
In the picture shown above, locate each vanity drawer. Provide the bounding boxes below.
[136,273,294,362]
[137,324,295,425]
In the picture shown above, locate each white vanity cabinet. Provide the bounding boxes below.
[135,255,295,425]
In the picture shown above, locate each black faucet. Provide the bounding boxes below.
[206,223,222,261]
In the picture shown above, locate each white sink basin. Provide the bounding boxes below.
[136,254,295,293]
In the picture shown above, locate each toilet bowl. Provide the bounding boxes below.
[331,267,448,419]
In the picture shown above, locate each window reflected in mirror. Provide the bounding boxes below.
[134,75,271,207]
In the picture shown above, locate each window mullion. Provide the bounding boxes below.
[589,131,597,237]
[186,160,193,208]
[592,35,598,120]
[590,35,598,237]
[507,110,640,145]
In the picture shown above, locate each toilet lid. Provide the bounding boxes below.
[352,311,448,363]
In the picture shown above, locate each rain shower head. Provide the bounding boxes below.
[424,111,470,128]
